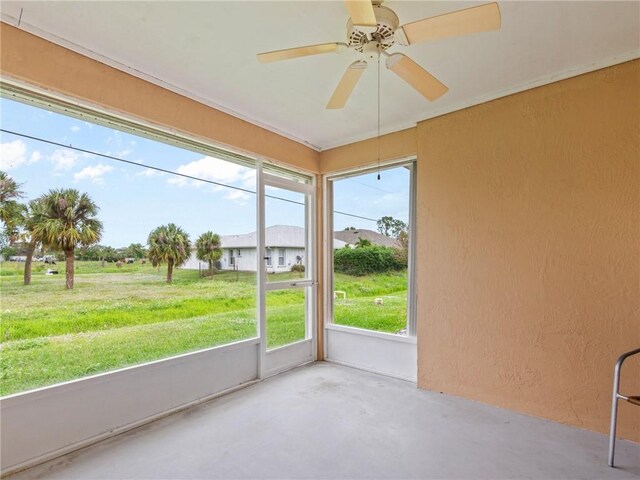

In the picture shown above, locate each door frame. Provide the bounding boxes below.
[257,165,317,378]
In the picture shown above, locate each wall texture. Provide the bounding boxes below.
[320,127,417,174]
[416,59,639,441]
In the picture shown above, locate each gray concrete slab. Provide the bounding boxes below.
[8,362,639,479]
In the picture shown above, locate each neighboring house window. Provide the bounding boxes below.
[229,250,235,266]
[236,249,241,257]
[278,248,286,266]
[265,248,272,266]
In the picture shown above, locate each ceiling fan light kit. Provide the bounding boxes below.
[257,1,501,108]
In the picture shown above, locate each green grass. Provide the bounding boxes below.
[0,261,407,396]
[333,270,407,333]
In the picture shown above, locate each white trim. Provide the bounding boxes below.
[0,337,259,401]
[265,280,315,291]
[0,379,258,478]
[323,156,416,180]
[2,13,637,152]
[318,51,640,150]
[263,172,315,195]
[0,14,321,152]
[1,341,260,475]
[264,340,314,377]
[256,160,267,379]
[323,158,417,336]
[325,323,416,345]
[325,327,416,382]
[322,176,334,362]
[406,162,418,337]
[0,77,319,180]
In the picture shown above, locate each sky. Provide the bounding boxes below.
[0,97,409,247]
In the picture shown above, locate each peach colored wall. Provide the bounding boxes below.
[416,59,639,441]
[320,60,639,441]
[320,127,416,174]
[0,23,319,173]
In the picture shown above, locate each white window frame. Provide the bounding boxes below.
[0,81,319,474]
[323,159,417,337]
[278,248,286,267]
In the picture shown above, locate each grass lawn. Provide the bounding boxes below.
[0,261,406,396]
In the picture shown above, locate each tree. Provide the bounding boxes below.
[195,231,222,277]
[34,189,103,289]
[125,243,147,260]
[0,171,25,245]
[147,223,191,284]
[376,216,407,238]
[21,199,47,286]
[354,237,372,248]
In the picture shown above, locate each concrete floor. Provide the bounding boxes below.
[9,362,639,479]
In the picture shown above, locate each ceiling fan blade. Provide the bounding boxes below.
[396,2,501,45]
[327,61,368,109]
[345,0,377,29]
[386,54,448,101]
[257,43,343,63]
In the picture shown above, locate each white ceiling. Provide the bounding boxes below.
[1,1,639,150]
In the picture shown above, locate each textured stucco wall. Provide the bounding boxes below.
[320,127,417,174]
[416,59,640,441]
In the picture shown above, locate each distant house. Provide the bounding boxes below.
[334,229,400,248]
[182,225,347,273]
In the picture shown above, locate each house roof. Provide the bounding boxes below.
[221,225,347,249]
[333,229,399,248]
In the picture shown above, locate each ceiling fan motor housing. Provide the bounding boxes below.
[347,5,400,53]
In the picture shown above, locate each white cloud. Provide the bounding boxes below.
[0,140,26,170]
[50,149,80,171]
[169,156,256,191]
[0,140,42,170]
[73,164,113,184]
[70,125,82,133]
[224,190,252,205]
[136,168,165,177]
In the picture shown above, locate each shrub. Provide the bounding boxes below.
[334,246,405,276]
[291,264,305,273]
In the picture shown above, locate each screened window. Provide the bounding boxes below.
[278,248,286,266]
[0,95,260,395]
[327,162,416,336]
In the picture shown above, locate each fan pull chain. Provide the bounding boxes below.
[377,44,381,181]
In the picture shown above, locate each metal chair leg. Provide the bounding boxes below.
[608,387,619,467]
[608,347,640,467]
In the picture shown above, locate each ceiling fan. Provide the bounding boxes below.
[257,1,501,109]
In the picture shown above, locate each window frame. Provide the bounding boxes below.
[323,159,417,337]
[0,79,318,391]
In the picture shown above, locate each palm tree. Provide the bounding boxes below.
[21,199,47,286]
[196,231,222,277]
[147,223,191,283]
[35,189,103,289]
[0,171,24,243]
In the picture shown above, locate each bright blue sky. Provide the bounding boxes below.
[0,97,409,247]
